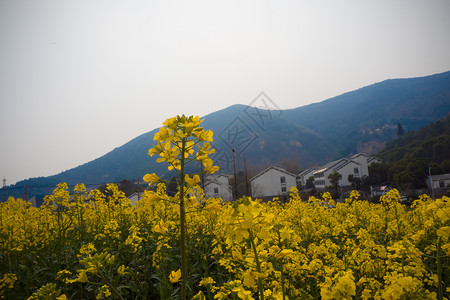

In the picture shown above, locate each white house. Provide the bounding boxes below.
[29,195,45,208]
[250,166,296,201]
[367,156,383,166]
[204,174,233,201]
[349,153,370,177]
[296,167,318,187]
[350,153,383,177]
[312,153,382,192]
[128,192,141,205]
[427,173,450,196]
[313,158,362,192]
[370,185,391,197]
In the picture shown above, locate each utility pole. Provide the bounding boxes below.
[2,179,5,202]
[429,167,435,199]
[243,153,250,196]
[137,179,140,201]
[200,162,205,190]
[232,147,238,200]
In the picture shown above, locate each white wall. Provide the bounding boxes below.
[298,168,317,186]
[336,162,361,186]
[251,168,296,197]
[314,161,361,191]
[204,175,232,201]
[429,178,450,189]
[351,155,369,177]
[129,193,140,205]
[314,171,326,191]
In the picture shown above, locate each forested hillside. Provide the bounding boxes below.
[370,114,450,190]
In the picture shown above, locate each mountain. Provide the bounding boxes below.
[283,70,450,155]
[7,70,450,196]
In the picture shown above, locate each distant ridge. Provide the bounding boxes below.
[8,70,450,197]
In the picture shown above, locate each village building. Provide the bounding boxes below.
[427,173,450,197]
[204,174,233,202]
[349,153,371,177]
[29,195,46,208]
[313,158,362,192]
[128,192,141,205]
[296,167,318,187]
[312,153,382,192]
[350,153,383,175]
[250,166,296,202]
[370,185,391,197]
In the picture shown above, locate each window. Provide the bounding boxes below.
[439,181,445,188]
[214,187,219,195]
[280,176,286,184]
[281,186,287,193]
[354,168,359,174]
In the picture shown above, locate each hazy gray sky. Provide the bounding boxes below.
[1,0,450,185]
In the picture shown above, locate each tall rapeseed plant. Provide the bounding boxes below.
[144,115,219,300]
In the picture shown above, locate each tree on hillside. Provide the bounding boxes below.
[388,158,428,190]
[279,157,301,174]
[237,171,250,197]
[328,171,342,192]
[348,174,361,190]
[167,176,178,196]
[301,176,317,198]
[397,123,405,137]
[305,176,315,189]
[119,179,134,197]
[439,159,450,174]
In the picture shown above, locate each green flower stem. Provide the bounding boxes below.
[280,266,286,300]
[437,237,443,300]
[179,137,187,300]
[277,231,286,300]
[249,229,264,300]
[99,270,125,300]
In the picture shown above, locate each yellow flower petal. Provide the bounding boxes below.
[169,269,182,283]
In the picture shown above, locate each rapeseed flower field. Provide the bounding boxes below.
[0,116,448,299]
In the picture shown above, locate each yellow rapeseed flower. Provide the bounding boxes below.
[143,173,160,185]
[185,174,200,187]
[117,265,130,276]
[169,269,182,283]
